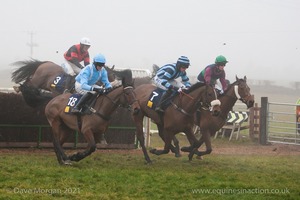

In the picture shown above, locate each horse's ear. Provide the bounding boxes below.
[235,75,239,81]
[244,76,247,81]
[111,65,115,70]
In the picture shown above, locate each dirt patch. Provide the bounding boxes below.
[0,143,299,156]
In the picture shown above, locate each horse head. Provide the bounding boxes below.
[234,75,255,108]
[114,69,140,114]
[188,83,221,116]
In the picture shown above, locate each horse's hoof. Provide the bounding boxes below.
[63,160,72,165]
[181,146,192,152]
[196,156,203,160]
[149,149,157,154]
[13,86,20,93]
[145,160,152,165]
[175,153,182,158]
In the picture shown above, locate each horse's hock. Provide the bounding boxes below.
[0,92,136,148]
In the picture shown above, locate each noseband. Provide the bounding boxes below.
[234,84,251,104]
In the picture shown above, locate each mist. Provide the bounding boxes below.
[1,0,300,87]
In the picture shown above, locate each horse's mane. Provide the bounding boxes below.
[185,82,207,94]
[224,78,245,93]
[113,69,133,86]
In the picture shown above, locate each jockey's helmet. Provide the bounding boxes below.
[176,56,190,69]
[215,55,228,65]
[93,54,106,67]
[80,37,91,46]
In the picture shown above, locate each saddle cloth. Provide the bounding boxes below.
[147,88,174,110]
[64,93,82,113]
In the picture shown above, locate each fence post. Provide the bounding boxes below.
[260,97,268,145]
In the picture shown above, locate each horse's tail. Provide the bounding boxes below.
[19,84,52,108]
[11,59,48,83]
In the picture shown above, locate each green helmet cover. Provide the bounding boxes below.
[215,55,228,63]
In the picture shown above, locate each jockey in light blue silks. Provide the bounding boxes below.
[153,56,191,112]
[71,53,112,113]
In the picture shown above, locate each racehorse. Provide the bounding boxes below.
[182,76,255,159]
[45,69,139,165]
[131,82,221,163]
[11,59,116,107]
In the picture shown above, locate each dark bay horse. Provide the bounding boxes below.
[131,82,221,163]
[182,76,255,159]
[11,59,116,107]
[45,69,139,165]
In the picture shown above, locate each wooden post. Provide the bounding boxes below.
[249,103,260,141]
[259,97,268,145]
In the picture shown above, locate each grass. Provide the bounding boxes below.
[0,134,299,200]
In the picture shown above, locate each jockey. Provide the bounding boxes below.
[71,53,113,113]
[63,37,91,76]
[153,56,191,112]
[197,55,228,94]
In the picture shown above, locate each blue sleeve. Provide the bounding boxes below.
[100,70,112,88]
[76,68,93,91]
[181,72,191,87]
[158,68,173,88]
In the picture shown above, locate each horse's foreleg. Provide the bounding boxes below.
[181,133,205,152]
[69,130,96,162]
[195,131,212,157]
[51,123,70,165]
[134,116,152,164]
[172,136,181,157]
[185,128,202,161]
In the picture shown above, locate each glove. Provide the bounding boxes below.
[104,87,113,93]
[93,87,104,94]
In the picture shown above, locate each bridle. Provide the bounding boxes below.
[171,85,220,116]
[123,85,139,109]
[233,83,252,104]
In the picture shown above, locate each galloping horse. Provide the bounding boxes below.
[11,59,116,107]
[182,76,255,158]
[45,69,138,165]
[131,82,221,163]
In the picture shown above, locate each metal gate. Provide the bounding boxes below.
[260,97,300,145]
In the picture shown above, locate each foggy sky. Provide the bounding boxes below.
[1,0,300,83]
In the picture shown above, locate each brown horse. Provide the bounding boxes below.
[45,69,139,165]
[11,59,116,107]
[182,76,255,159]
[131,82,221,163]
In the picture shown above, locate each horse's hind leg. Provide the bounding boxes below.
[195,131,212,157]
[68,129,96,162]
[151,129,172,155]
[155,125,180,157]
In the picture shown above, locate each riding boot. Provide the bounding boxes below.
[71,92,93,113]
[64,75,75,93]
[155,89,172,113]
